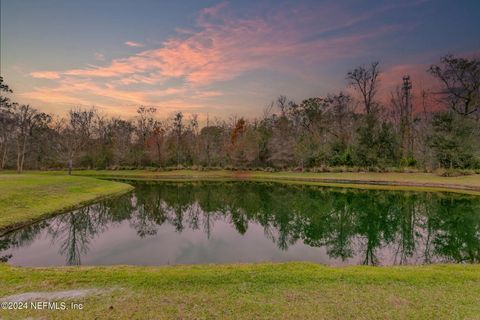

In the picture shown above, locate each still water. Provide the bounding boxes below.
[1,182,479,266]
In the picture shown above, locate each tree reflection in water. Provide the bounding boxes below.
[1,182,479,265]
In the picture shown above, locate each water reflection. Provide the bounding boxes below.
[1,182,479,266]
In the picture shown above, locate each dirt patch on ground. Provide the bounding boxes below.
[233,171,251,179]
[0,289,104,302]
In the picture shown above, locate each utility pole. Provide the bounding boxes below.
[402,75,412,116]
[402,75,413,158]
[206,113,211,167]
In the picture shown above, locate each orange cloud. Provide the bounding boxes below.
[29,71,61,79]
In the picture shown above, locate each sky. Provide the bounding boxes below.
[1,0,479,120]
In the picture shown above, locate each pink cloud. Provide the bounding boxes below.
[30,3,396,86]
[94,52,105,61]
[124,41,144,47]
[23,2,407,117]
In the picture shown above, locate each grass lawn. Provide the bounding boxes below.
[71,169,480,195]
[1,263,479,319]
[0,173,133,234]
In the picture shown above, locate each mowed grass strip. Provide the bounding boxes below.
[0,173,133,232]
[68,169,480,194]
[0,263,479,319]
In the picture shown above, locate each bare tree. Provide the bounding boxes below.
[172,112,184,166]
[199,120,225,167]
[55,108,96,175]
[428,55,480,117]
[136,106,158,145]
[110,118,135,165]
[134,106,159,165]
[326,92,354,147]
[347,62,381,115]
[13,105,51,173]
[146,121,166,165]
[391,76,414,160]
[268,116,295,168]
[0,77,15,169]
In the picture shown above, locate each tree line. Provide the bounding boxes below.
[0,54,479,173]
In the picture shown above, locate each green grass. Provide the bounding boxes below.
[0,173,133,233]
[0,263,479,319]
[71,169,480,195]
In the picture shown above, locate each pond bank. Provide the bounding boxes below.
[0,174,133,235]
[74,169,480,195]
[1,170,479,234]
[1,262,479,319]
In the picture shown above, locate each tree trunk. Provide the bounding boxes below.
[19,136,27,173]
[16,159,20,173]
[1,145,7,169]
[68,158,73,175]
[16,143,21,174]
[156,141,162,165]
[19,151,25,173]
[176,135,180,166]
[206,140,211,167]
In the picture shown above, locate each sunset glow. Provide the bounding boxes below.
[2,0,479,118]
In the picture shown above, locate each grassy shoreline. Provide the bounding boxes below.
[71,169,480,195]
[3,169,479,235]
[1,262,479,319]
[0,174,133,235]
[2,169,478,232]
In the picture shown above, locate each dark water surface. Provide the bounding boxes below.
[1,182,479,266]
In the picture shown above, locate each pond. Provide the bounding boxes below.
[1,182,479,266]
